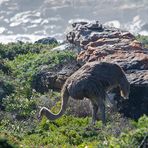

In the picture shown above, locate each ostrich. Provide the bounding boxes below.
[39,62,130,125]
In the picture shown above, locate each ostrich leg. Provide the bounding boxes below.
[91,103,98,125]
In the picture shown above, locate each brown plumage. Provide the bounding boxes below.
[39,62,130,125]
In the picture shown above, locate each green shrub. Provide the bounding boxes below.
[6,50,75,83]
[3,94,36,118]
[0,42,57,60]
[136,35,148,47]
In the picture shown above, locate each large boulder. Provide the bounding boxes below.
[35,37,58,45]
[66,21,148,119]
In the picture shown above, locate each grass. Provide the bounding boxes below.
[0,115,148,147]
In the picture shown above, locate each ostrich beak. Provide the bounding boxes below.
[123,95,129,100]
[37,113,41,121]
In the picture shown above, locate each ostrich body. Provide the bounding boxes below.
[39,62,130,125]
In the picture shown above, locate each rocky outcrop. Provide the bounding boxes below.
[66,21,148,119]
[35,37,58,45]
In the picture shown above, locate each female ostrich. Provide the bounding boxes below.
[39,62,130,125]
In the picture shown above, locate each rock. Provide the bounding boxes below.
[31,59,80,93]
[35,37,58,44]
[117,82,148,119]
[32,70,57,93]
[66,21,148,119]
[51,42,76,51]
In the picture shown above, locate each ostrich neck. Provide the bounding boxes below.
[43,87,69,120]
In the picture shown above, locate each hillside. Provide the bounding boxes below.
[0,35,148,147]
